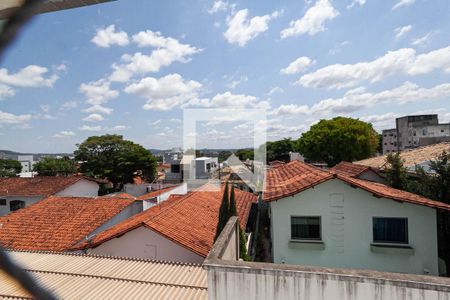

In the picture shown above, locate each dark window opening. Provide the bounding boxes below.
[171,164,180,173]
[373,217,408,244]
[10,200,25,212]
[0,199,6,206]
[291,216,321,240]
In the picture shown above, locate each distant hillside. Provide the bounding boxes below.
[0,150,72,160]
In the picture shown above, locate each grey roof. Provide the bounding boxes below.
[0,250,207,299]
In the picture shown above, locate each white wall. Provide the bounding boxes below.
[206,264,450,300]
[270,179,439,275]
[56,179,99,197]
[142,183,187,210]
[85,201,142,239]
[87,226,204,264]
[0,196,42,216]
[358,170,387,184]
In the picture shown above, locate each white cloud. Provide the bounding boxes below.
[151,119,162,125]
[0,65,58,88]
[267,86,284,96]
[82,113,104,122]
[91,25,129,48]
[0,110,32,124]
[347,0,366,9]
[54,131,76,138]
[83,105,113,115]
[60,101,77,111]
[55,64,67,72]
[280,0,339,38]
[225,75,248,89]
[328,41,350,55]
[271,81,450,117]
[280,56,315,74]
[79,125,103,131]
[79,80,119,108]
[124,73,202,111]
[394,25,412,39]
[411,31,434,47]
[208,1,229,14]
[188,91,270,109]
[0,84,15,100]
[109,125,129,131]
[224,9,282,46]
[110,31,201,82]
[392,0,415,10]
[169,118,181,123]
[298,46,450,89]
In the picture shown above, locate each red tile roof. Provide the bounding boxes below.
[137,185,181,200]
[0,196,136,251]
[263,160,450,211]
[0,176,92,197]
[77,186,257,257]
[264,160,334,202]
[101,192,136,199]
[330,161,377,177]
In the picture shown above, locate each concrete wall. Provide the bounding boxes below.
[87,226,204,263]
[358,170,387,184]
[86,201,142,239]
[270,179,439,275]
[56,179,99,197]
[0,196,42,216]
[204,217,450,300]
[206,264,450,300]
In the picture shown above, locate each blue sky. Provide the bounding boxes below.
[1,0,450,152]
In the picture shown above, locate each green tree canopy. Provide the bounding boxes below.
[296,117,379,167]
[33,156,76,176]
[215,182,230,241]
[0,159,21,177]
[74,135,157,190]
[384,152,408,190]
[265,138,295,162]
[235,149,254,161]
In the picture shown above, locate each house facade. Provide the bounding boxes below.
[0,176,99,216]
[78,186,257,263]
[264,160,450,276]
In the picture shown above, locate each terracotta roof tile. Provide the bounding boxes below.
[264,160,333,202]
[101,192,136,199]
[355,142,450,170]
[79,186,257,257]
[0,196,136,251]
[337,174,450,211]
[137,185,181,200]
[263,160,450,211]
[0,176,90,197]
[330,161,375,177]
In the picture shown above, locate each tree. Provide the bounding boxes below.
[384,152,408,189]
[0,159,21,177]
[74,135,157,190]
[214,182,230,241]
[218,151,233,163]
[296,117,379,167]
[228,185,250,261]
[384,151,450,274]
[33,156,76,176]
[265,138,295,162]
[235,149,254,161]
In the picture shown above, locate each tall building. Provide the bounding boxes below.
[382,115,450,154]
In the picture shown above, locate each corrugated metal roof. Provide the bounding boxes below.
[0,250,207,299]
